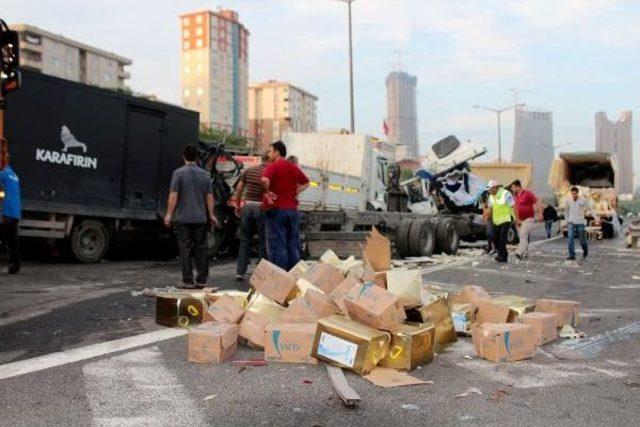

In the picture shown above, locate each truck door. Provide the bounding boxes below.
[123,106,165,211]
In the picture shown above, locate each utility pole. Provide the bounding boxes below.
[336,0,356,134]
[474,104,523,162]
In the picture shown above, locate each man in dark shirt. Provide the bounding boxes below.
[0,140,21,274]
[543,204,558,239]
[234,153,269,281]
[164,145,218,288]
[261,141,309,270]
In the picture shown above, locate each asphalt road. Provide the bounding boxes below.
[1,227,640,426]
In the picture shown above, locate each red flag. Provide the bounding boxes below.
[383,119,389,136]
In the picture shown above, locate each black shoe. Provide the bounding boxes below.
[566,256,576,260]
[495,257,507,263]
[177,281,196,289]
[8,266,20,274]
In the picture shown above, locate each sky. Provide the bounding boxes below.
[4,0,640,186]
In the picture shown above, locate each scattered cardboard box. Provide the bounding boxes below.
[203,294,244,324]
[205,290,248,308]
[364,227,391,272]
[380,322,435,371]
[454,285,490,306]
[302,263,345,294]
[264,322,318,364]
[476,300,511,325]
[304,289,340,317]
[250,259,298,304]
[491,295,536,321]
[386,269,423,307]
[329,276,362,315]
[280,297,320,323]
[471,323,536,363]
[238,292,285,348]
[312,315,391,375]
[406,297,457,349]
[295,278,325,297]
[289,260,310,281]
[535,299,580,327]
[452,303,475,336]
[343,282,406,329]
[156,293,206,328]
[516,312,559,345]
[363,367,432,388]
[188,323,237,363]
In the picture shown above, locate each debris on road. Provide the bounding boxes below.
[559,325,585,339]
[364,367,433,388]
[203,394,217,401]
[401,403,421,411]
[325,365,361,407]
[456,387,483,398]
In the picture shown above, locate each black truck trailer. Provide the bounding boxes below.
[2,70,199,262]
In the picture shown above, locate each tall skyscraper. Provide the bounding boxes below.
[13,23,131,90]
[249,81,318,151]
[512,107,554,198]
[595,111,633,194]
[179,9,249,135]
[386,71,419,159]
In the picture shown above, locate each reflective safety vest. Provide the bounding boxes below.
[490,188,513,226]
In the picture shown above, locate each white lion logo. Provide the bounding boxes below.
[60,125,88,153]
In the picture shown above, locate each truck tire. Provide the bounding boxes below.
[395,218,413,257]
[436,219,460,255]
[408,219,436,257]
[70,220,110,263]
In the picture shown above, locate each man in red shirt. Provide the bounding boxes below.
[510,180,540,260]
[261,141,309,270]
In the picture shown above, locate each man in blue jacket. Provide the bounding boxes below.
[0,141,21,274]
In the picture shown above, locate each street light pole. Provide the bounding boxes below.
[474,104,523,162]
[336,0,356,133]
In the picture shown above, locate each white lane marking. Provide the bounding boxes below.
[459,267,568,283]
[83,346,206,427]
[0,328,186,380]
[608,284,640,289]
[582,308,640,317]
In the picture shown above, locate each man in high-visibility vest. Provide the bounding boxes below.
[486,180,516,263]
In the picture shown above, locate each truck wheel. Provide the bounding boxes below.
[70,220,110,263]
[395,218,413,257]
[436,219,460,255]
[408,219,436,257]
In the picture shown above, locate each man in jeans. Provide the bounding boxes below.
[510,180,540,260]
[543,203,558,239]
[0,140,21,274]
[261,141,309,270]
[486,180,515,263]
[234,153,269,282]
[565,186,589,260]
[164,145,218,288]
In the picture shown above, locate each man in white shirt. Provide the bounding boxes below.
[564,187,589,260]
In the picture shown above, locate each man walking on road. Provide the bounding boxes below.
[0,140,21,274]
[486,180,515,263]
[234,153,269,282]
[510,180,540,260]
[565,186,589,260]
[164,145,218,288]
[543,203,558,239]
[261,141,309,270]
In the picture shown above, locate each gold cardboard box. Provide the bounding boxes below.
[156,293,206,328]
[380,322,435,371]
[406,297,457,349]
[206,290,249,309]
[491,295,536,321]
[312,315,390,375]
[238,292,286,348]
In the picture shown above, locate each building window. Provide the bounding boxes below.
[196,15,203,23]
[184,88,191,97]
[196,87,203,95]
[183,29,190,37]
[183,41,190,49]
[196,39,203,48]
[196,63,203,71]
[196,27,203,36]
[24,33,41,45]
[182,18,190,27]
[184,66,190,74]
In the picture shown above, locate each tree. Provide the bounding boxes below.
[199,127,250,151]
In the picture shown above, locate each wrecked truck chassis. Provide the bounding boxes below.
[301,210,485,259]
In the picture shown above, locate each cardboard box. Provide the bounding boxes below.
[264,322,318,364]
[386,269,422,307]
[304,289,340,317]
[491,295,536,321]
[205,290,248,308]
[343,282,406,329]
[188,323,238,363]
[535,299,580,327]
[380,322,435,371]
[406,297,457,349]
[516,312,559,345]
[476,300,511,325]
[280,297,320,323]
[289,260,310,281]
[203,294,244,324]
[302,263,345,294]
[329,276,362,314]
[452,303,475,336]
[363,227,391,272]
[312,315,391,375]
[156,293,206,328]
[250,259,298,304]
[238,292,285,348]
[453,285,490,305]
[472,323,536,363]
[295,278,325,297]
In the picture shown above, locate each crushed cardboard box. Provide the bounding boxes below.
[280,297,320,323]
[363,367,432,388]
[476,300,511,325]
[364,227,391,272]
[203,294,244,324]
[302,262,345,294]
[535,299,580,327]
[386,269,423,307]
[238,292,285,348]
[516,312,559,345]
[329,276,362,315]
[472,323,536,363]
[250,259,298,304]
[454,285,490,306]
[380,322,435,371]
[156,293,206,328]
[491,295,536,321]
[188,323,238,363]
[406,297,457,349]
[264,322,318,364]
[452,303,475,336]
[343,282,406,329]
[289,260,310,281]
[304,289,340,317]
